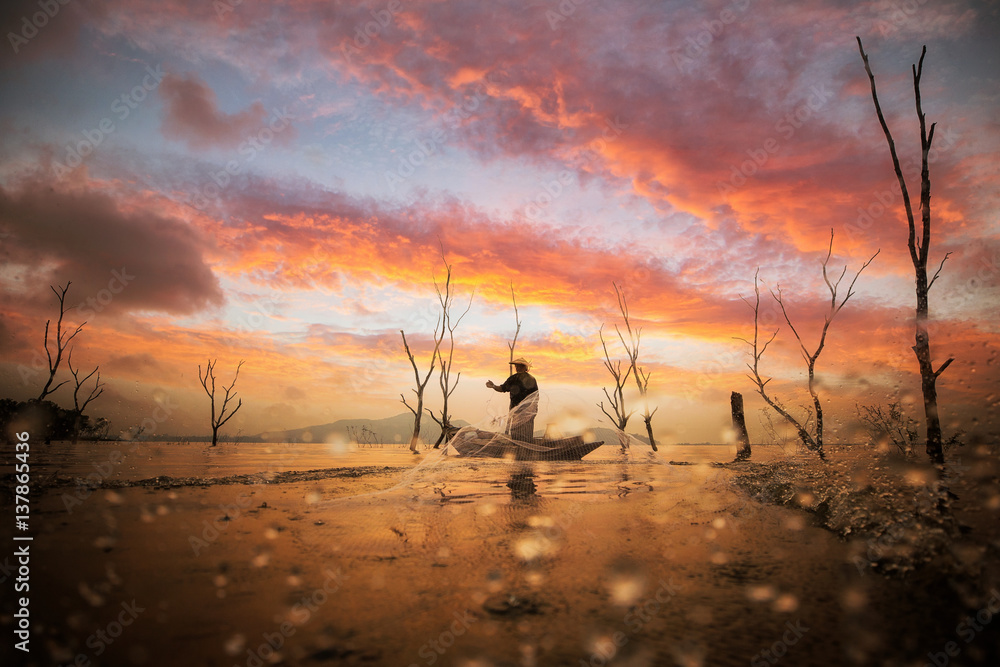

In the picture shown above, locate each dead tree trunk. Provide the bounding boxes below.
[857,38,954,466]
[38,282,85,402]
[731,391,751,461]
[198,359,244,446]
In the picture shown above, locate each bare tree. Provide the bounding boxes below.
[426,252,475,448]
[348,424,383,448]
[198,359,244,447]
[773,232,878,456]
[856,401,918,457]
[738,233,876,460]
[857,38,954,466]
[38,282,85,402]
[400,319,444,452]
[597,324,634,448]
[68,350,104,444]
[612,283,658,451]
[739,270,818,456]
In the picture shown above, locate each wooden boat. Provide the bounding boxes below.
[447,427,603,461]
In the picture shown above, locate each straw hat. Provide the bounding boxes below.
[509,357,532,369]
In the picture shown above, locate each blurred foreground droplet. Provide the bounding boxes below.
[514,534,557,561]
[773,593,799,612]
[746,584,775,602]
[224,633,245,656]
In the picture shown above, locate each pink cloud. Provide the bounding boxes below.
[159,72,279,150]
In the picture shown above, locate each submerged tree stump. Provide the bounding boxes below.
[732,391,751,461]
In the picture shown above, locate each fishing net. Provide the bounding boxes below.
[442,392,609,461]
[308,389,712,560]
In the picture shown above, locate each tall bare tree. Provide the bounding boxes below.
[68,350,104,443]
[857,38,954,466]
[612,283,658,451]
[198,359,244,447]
[38,282,85,402]
[426,252,474,448]
[597,324,634,448]
[739,233,876,459]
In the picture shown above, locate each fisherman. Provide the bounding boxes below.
[486,358,538,442]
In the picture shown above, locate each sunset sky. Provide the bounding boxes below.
[1,0,997,445]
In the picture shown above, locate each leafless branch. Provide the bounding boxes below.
[598,323,634,435]
[611,282,658,450]
[69,350,104,414]
[508,282,522,368]
[38,282,86,401]
[927,252,952,291]
[198,359,244,446]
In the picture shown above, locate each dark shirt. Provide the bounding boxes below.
[498,371,538,409]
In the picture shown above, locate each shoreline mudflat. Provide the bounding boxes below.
[3,447,999,666]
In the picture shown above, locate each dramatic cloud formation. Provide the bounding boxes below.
[0,0,996,442]
[0,175,224,315]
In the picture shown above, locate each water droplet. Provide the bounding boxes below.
[746,584,775,602]
[773,593,799,612]
[224,634,245,656]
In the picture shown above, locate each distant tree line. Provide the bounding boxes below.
[0,398,110,443]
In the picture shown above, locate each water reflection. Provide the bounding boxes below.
[506,465,538,503]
